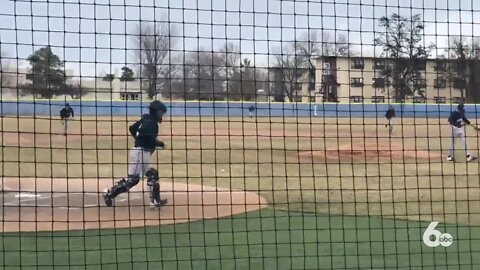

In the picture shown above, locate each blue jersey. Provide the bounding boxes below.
[385,108,395,119]
[448,111,470,128]
[129,114,161,151]
[60,107,74,118]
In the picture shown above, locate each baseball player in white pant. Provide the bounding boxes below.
[104,100,168,207]
[447,103,478,162]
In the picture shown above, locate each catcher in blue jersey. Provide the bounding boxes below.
[103,100,168,207]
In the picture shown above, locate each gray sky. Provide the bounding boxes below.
[1,0,479,77]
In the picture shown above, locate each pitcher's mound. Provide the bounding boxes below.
[299,143,442,163]
[0,178,267,232]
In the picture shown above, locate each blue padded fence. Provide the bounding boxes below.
[0,100,478,118]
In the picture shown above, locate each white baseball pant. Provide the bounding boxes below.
[448,126,471,157]
[63,119,69,133]
[128,147,154,176]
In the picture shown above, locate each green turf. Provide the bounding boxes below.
[1,209,479,270]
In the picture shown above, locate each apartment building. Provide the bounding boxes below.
[314,56,465,104]
[268,67,313,102]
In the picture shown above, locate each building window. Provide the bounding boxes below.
[434,96,446,104]
[351,58,364,69]
[373,60,385,70]
[322,75,336,84]
[350,96,363,103]
[372,78,386,88]
[414,60,427,70]
[414,79,427,88]
[413,96,426,103]
[322,62,331,75]
[434,79,447,88]
[371,96,385,103]
[452,97,465,103]
[453,79,466,89]
[120,93,140,101]
[350,77,364,87]
[434,61,447,71]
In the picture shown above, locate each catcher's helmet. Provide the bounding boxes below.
[149,100,167,113]
[458,103,465,111]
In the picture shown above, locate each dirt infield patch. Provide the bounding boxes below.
[0,178,267,232]
[298,143,442,163]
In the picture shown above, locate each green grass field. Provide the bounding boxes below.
[1,209,479,270]
[1,115,480,269]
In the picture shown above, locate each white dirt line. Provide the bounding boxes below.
[5,193,66,205]
[3,203,57,207]
[14,193,40,198]
[3,204,99,209]
[58,205,98,209]
[155,191,247,195]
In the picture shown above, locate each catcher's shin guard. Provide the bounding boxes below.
[104,176,140,206]
[146,168,165,206]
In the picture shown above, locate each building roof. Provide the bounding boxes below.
[313,55,454,61]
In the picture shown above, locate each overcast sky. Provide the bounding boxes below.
[1,0,479,77]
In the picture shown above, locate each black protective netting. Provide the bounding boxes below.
[1,0,480,269]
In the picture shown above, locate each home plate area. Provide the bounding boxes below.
[2,190,144,208]
[0,178,267,233]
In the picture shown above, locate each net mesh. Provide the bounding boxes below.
[1,0,480,269]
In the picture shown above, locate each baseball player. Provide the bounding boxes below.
[248,105,256,119]
[103,100,168,207]
[385,105,396,135]
[60,103,74,136]
[447,103,477,162]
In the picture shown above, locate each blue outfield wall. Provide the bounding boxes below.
[1,100,479,118]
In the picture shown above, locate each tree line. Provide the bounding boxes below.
[2,13,479,102]
[374,14,480,103]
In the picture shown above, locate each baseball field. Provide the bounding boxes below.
[1,115,480,269]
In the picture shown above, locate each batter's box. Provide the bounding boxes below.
[1,191,153,208]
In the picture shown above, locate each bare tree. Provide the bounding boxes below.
[318,31,351,57]
[218,43,241,99]
[335,34,351,56]
[295,32,320,96]
[231,58,257,101]
[183,50,225,100]
[294,31,351,99]
[272,45,305,102]
[219,42,240,78]
[296,31,350,61]
[374,13,434,102]
[134,22,177,99]
[0,50,11,88]
[447,37,480,102]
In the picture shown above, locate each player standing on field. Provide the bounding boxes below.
[60,103,74,136]
[385,105,396,135]
[103,100,168,207]
[447,103,477,162]
[248,105,256,119]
